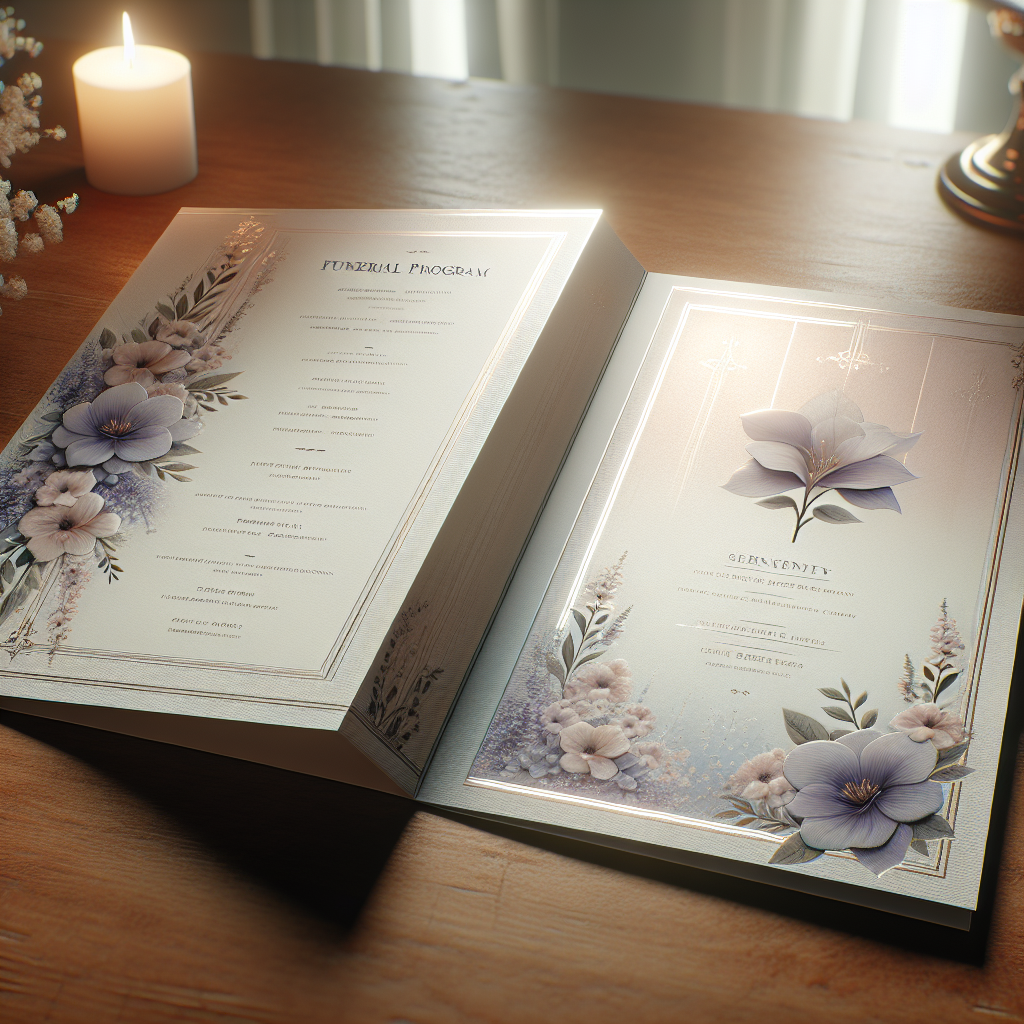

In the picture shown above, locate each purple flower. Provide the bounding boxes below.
[723,391,921,512]
[783,729,943,875]
[51,382,186,469]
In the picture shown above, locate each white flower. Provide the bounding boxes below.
[564,658,633,702]
[889,704,966,751]
[18,491,120,562]
[616,704,656,738]
[558,722,630,780]
[726,748,788,797]
[540,701,581,735]
[33,468,96,507]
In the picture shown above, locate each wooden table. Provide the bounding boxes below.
[2,40,1023,1024]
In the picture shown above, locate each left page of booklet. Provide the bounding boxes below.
[0,208,599,729]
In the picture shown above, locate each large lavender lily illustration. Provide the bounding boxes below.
[723,390,922,542]
[716,601,972,876]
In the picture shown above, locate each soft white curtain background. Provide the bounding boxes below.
[248,0,1021,134]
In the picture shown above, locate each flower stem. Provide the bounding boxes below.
[791,488,832,543]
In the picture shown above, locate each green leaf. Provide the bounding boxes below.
[571,608,588,639]
[714,809,741,819]
[207,270,216,284]
[934,672,960,700]
[1,559,13,583]
[175,294,188,319]
[769,831,823,866]
[186,371,242,391]
[782,708,829,745]
[828,729,851,741]
[193,279,205,304]
[930,764,975,782]
[853,691,867,710]
[823,705,856,724]
[859,709,878,729]
[912,814,954,841]
[734,817,755,827]
[131,328,148,345]
[572,650,606,671]
[152,462,196,472]
[14,547,31,567]
[98,327,118,349]
[156,301,176,320]
[935,741,970,770]
[910,839,930,857]
[0,562,42,628]
[756,495,799,511]
[545,652,565,684]
[168,444,201,457]
[812,504,862,525]
[561,632,574,670]
[922,664,936,682]
[818,687,846,700]
[40,410,64,423]
[841,679,850,697]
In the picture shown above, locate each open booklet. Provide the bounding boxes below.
[2,209,1022,930]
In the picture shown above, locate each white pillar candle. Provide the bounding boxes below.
[72,18,197,196]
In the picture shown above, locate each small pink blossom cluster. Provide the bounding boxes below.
[929,599,965,665]
[725,749,796,809]
[148,314,227,373]
[535,658,666,788]
[45,554,91,653]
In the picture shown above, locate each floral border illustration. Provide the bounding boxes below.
[723,389,923,543]
[0,218,282,657]
[716,600,971,876]
[473,554,691,800]
[472,549,972,882]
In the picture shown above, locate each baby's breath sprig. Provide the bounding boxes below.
[0,8,77,315]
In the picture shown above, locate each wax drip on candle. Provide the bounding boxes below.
[122,12,135,70]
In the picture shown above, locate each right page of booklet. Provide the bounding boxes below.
[420,273,1024,925]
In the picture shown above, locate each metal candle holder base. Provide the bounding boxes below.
[938,4,1024,234]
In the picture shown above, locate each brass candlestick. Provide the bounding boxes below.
[938,4,1024,233]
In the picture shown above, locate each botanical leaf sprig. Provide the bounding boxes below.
[547,551,631,695]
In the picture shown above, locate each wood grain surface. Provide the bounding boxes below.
[2,40,1023,1024]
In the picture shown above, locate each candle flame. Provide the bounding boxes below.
[122,11,135,69]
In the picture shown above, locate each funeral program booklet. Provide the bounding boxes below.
[419,274,1024,927]
[3,209,1022,925]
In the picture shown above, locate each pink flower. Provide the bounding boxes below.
[104,341,190,386]
[616,704,656,738]
[186,345,224,373]
[145,381,189,402]
[889,704,966,751]
[558,722,630,780]
[726,749,788,798]
[634,740,666,769]
[564,659,633,702]
[152,316,205,348]
[540,701,582,735]
[18,492,120,562]
[33,468,96,507]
